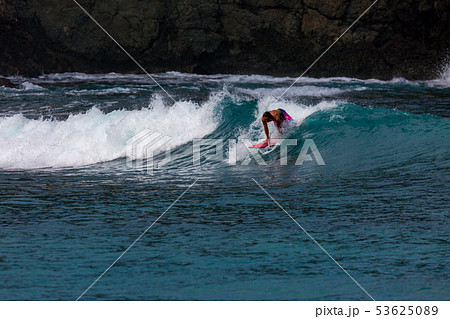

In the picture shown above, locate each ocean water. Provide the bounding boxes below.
[0,71,448,300]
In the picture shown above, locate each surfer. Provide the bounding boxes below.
[261,108,293,141]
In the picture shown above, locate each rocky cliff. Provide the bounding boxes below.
[0,0,448,79]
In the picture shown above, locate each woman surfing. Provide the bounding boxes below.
[261,108,294,142]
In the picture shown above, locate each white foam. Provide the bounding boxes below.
[0,93,222,169]
[12,71,445,87]
[427,63,450,87]
[64,87,136,96]
[20,81,44,90]
[236,86,354,98]
[38,72,145,82]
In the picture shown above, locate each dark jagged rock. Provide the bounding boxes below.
[0,0,448,79]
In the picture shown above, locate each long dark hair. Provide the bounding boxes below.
[262,111,274,121]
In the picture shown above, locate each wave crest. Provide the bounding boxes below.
[0,94,221,169]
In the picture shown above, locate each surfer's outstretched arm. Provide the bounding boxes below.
[262,120,270,141]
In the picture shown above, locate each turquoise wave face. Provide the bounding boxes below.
[152,97,449,175]
[285,103,450,171]
[0,73,449,300]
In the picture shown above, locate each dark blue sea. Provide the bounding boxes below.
[0,71,449,300]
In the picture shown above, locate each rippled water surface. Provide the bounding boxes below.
[0,72,449,300]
